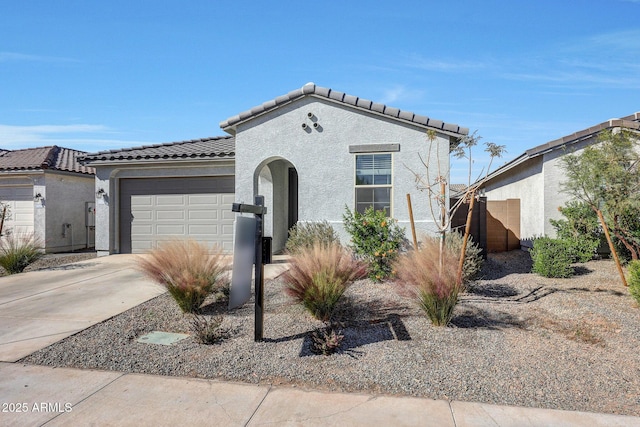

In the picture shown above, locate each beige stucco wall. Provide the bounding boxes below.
[43,172,95,252]
[232,96,453,249]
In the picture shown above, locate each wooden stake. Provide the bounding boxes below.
[596,208,628,287]
[406,194,418,250]
[456,191,475,285]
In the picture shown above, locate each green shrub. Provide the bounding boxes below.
[282,243,367,321]
[286,221,340,254]
[343,206,405,281]
[444,232,484,282]
[394,236,461,326]
[137,239,228,313]
[550,201,602,262]
[563,238,599,263]
[0,233,44,274]
[628,260,640,305]
[530,237,573,278]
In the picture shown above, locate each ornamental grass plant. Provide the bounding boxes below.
[395,236,462,326]
[282,242,367,322]
[0,232,44,274]
[137,239,228,313]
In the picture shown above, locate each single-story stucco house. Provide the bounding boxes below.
[0,146,96,252]
[480,112,640,248]
[82,83,469,256]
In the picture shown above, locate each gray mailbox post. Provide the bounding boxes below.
[231,195,267,341]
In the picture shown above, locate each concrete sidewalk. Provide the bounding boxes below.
[1,362,638,427]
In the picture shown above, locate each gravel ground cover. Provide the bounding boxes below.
[21,251,640,416]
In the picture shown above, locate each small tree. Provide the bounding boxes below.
[451,133,505,283]
[409,130,504,280]
[561,128,640,286]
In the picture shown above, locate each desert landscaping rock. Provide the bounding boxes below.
[21,251,640,417]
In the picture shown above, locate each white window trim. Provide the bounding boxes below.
[353,152,393,216]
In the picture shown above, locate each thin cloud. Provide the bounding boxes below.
[501,29,640,89]
[0,51,80,63]
[0,124,139,152]
[402,53,488,72]
[378,85,425,105]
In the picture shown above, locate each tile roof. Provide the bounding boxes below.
[483,112,640,185]
[220,83,469,136]
[525,115,640,158]
[0,146,95,175]
[80,136,234,163]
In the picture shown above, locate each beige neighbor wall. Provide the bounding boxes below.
[483,157,544,247]
[43,172,95,252]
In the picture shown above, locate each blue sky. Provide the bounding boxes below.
[1,0,639,183]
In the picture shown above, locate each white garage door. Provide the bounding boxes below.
[0,185,34,236]
[119,177,235,254]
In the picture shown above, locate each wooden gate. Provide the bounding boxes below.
[486,199,520,252]
[451,197,520,254]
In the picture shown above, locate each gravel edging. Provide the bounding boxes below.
[20,251,640,416]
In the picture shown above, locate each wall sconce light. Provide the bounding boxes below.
[96,188,106,198]
[34,193,43,202]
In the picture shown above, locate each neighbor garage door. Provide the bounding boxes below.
[0,185,34,235]
[119,177,235,254]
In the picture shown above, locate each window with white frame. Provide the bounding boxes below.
[355,153,392,215]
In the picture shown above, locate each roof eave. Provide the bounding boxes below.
[221,93,468,138]
[83,155,235,167]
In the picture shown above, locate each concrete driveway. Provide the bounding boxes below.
[0,255,165,362]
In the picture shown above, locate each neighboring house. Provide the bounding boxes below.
[83,83,468,255]
[0,146,96,252]
[480,112,640,248]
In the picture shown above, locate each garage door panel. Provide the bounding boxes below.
[156,195,186,206]
[133,211,153,220]
[0,185,34,235]
[189,224,218,235]
[131,224,153,234]
[132,195,153,206]
[156,224,186,235]
[120,176,234,254]
[189,194,216,204]
[131,241,153,251]
[189,210,217,220]
[156,210,185,220]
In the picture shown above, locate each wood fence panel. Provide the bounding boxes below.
[486,199,520,252]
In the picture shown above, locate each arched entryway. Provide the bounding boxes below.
[253,157,298,254]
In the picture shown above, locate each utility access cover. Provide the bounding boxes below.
[136,331,190,346]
